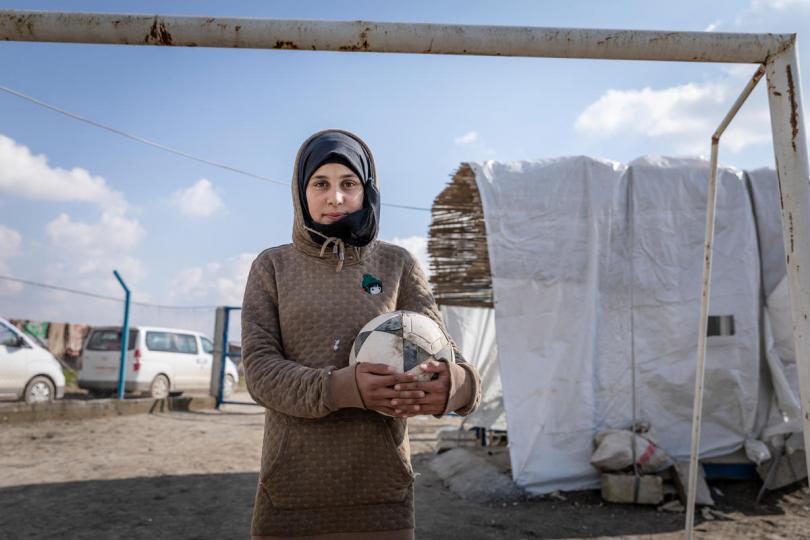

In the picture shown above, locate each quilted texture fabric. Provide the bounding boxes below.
[242,129,481,537]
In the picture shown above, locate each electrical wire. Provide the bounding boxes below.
[0,84,431,212]
[0,274,217,310]
[0,84,287,187]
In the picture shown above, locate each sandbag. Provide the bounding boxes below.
[591,430,671,473]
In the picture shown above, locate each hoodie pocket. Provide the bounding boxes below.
[261,412,413,510]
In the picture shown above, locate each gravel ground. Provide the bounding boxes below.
[1,391,808,539]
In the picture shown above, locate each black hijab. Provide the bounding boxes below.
[297,132,380,247]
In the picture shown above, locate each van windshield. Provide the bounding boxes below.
[86,329,137,351]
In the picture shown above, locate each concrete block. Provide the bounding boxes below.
[429,448,523,502]
[0,395,216,424]
[601,473,663,505]
[436,427,480,453]
[673,460,715,506]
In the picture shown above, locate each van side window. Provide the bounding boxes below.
[146,332,199,354]
[201,337,214,354]
[173,334,198,354]
[146,332,173,352]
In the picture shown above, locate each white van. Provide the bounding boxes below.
[78,326,239,399]
[0,317,66,403]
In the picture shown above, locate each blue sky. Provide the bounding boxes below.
[0,0,808,331]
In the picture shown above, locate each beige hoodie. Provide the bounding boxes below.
[241,129,481,538]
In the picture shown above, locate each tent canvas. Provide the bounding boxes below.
[441,305,506,431]
[438,156,801,493]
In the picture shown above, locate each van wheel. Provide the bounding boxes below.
[149,375,170,399]
[24,376,54,404]
[224,374,236,398]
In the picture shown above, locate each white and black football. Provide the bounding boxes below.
[349,310,455,381]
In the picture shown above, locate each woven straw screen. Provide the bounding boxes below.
[428,163,494,308]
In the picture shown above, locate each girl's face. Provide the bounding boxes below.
[305,162,364,225]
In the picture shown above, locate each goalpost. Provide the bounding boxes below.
[1,11,808,537]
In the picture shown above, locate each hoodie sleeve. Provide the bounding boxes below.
[395,255,481,417]
[241,255,363,418]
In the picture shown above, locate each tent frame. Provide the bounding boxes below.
[1,10,808,537]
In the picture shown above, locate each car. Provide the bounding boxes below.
[0,317,66,404]
[78,325,239,399]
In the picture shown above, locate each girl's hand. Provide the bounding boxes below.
[391,360,451,416]
[355,363,424,417]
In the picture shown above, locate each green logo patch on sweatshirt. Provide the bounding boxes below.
[362,274,383,295]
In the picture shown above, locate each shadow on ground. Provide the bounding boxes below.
[412,454,798,540]
[0,473,257,540]
[0,456,801,540]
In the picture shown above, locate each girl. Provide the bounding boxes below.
[242,129,480,539]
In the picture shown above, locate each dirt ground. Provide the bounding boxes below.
[1,392,808,539]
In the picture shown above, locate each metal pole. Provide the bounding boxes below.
[0,10,791,64]
[765,43,810,485]
[216,306,231,409]
[683,66,765,540]
[113,270,131,401]
[684,136,721,540]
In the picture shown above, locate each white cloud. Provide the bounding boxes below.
[46,212,144,252]
[0,133,126,211]
[0,225,21,257]
[454,131,479,145]
[758,0,809,6]
[45,211,146,276]
[712,0,810,29]
[0,237,146,322]
[169,178,225,218]
[581,0,805,158]
[747,0,810,14]
[0,135,150,323]
[169,252,256,306]
[575,78,771,154]
[0,225,23,295]
[0,132,148,289]
[389,235,431,277]
[704,20,721,31]
[576,83,726,137]
[452,130,497,159]
[28,203,148,323]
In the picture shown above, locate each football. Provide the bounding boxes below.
[349,310,455,381]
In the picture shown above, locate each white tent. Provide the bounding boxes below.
[441,305,505,431]
[441,156,802,494]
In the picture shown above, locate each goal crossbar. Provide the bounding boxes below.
[0,10,795,63]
